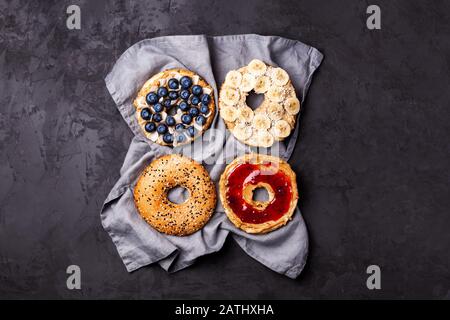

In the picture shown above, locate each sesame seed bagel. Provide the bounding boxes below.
[219,153,298,234]
[133,154,217,236]
[219,59,300,148]
[134,68,215,147]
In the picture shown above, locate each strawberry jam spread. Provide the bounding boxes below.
[225,162,293,224]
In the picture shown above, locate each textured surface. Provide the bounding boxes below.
[0,0,449,299]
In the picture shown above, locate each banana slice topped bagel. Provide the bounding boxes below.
[219,60,300,148]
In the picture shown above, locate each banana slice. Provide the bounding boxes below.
[254,76,271,94]
[271,67,290,86]
[248,59,267,76]
[267,86,284,102]
[252,114,271,130]
[272,119,291,139]
[283,113,296,128]
[220,105,238,122]
[240,73,256,92]
[220,86,240,106]
[267,102,285,121]
[285,97,301,115]
[237,106,254,122]
[233,125,253,141]
[224,70,242,88]
[256,130,275,148]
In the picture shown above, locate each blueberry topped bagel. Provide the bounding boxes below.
[134,69,215,147]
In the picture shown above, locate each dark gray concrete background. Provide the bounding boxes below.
[0,0,449,299]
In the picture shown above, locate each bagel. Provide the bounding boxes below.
[133,154,216,236]
[218,59,300,148]
[133,68,215,147]
[219,153,298,234]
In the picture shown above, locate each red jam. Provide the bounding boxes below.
[226,162,293,224]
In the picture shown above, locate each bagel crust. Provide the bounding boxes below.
[218,60,300,148]
[134,68,215,147]
[134,154,217,236]
[219,153,298,234]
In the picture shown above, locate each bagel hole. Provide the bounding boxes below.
[167,186,189,204]
[252,187,270,202]
[246,91,264,110]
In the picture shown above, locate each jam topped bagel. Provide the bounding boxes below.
[219,153,298,234]
[134,69,215,147]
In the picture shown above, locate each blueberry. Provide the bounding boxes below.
[191,96,200,105]
[189,107,199,117]
[200,104,209,114]
[181,114,192,125]
[179,101,189,111]
[157,87,169,97]
[153,103,164,113]
[146,92,158,105]
[163,133,174,144]
[163,99,172,108]
[187,126,196,137]
[196,115,206,126]
[140,108,152,120]
[180,76,192,89]
[180,89,190,100]
[166,116,176,126]
[168,78,179,90]
[175,123,186,131]
[168,91,178,100]
[153,113,162,122]
[201,94,211,105]
[157,123,168,134]
[144,122,156,132]
[192,85,203,96]
[176,134,186,143]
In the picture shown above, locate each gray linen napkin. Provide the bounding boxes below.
[102,34,322,278]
